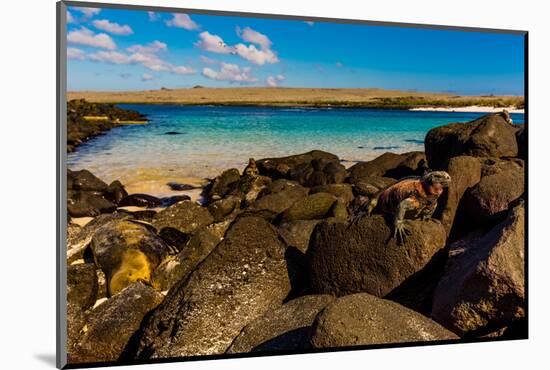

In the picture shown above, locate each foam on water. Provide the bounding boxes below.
[67,105,524,195]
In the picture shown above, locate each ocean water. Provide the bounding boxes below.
[67,105,524,195]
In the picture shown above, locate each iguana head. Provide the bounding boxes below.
[421,171,451,195]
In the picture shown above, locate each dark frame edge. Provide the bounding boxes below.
[57,1,68,369]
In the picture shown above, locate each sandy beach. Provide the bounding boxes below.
[410,105,524,113]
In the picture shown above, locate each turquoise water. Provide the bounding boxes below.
[67,105,524,187]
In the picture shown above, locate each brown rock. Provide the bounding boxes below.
[72,282,164,363]
[227,295,336,353]
[431,204,525,336]
[310,293,458,348]
[425,113,518,170]
[130,217,292,358]
[307,215,447,297]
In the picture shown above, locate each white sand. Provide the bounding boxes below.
[409,106,524,113]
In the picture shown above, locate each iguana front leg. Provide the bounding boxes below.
[394,197,418,244]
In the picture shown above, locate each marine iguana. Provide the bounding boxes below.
[357,170,452,244]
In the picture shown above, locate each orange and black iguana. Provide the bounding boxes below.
[355,171,452,244]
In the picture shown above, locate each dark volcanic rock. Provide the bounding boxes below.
[68,169,109,192]
[227,295,336,353]
[463,158,524,224]
[159,195,191,207]
[67,190,117,218]
[67,263,98,311]
[310,184,354,205]
[152,200,214,235]
[435,156,482,238]
[432,204,525,336]
[278,220,322,254]
[250,179,309,214]
[72,282,164,363]
[348,151,426,183]
[119,193,162,208]
[167,182,198,191]
[307,215,447,297]
[90,220,168,295]
[425,112,518,170]
[282,192,337,221]
[257,150,339,180]
[104,180,128,204]
[152,227,223,291]
[203,168,241,203]
[228,175,272,205]
[310,293,458,348]
[131,217,291,358]
[207,195,241,222]
[67,99,146,152]
[288,158,347,187]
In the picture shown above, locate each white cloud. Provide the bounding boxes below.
[266,76,278,87]
[335,62,344,68]
[73,7,101,17]
[67,11,75,24]
[238,27,272,49]
[141,73,154,81]
[165,13,199,30]
[305,21,315,26]
[88,51,132,64]
[200,55,219,65]
[67,27,116,50]
[171,65,196,74]
[234,43,278,65]
[85,45,196,75]
[196,27,279,65]
[92,19,133,36]
[234,27,278,65]
[67,47,85,60]
[127,40,167,54]
[202,63,257,83]
[266,74,285,87]
[195,31,233,54]
[148,11,159,22]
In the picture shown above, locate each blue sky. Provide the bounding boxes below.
[66,6,525,95]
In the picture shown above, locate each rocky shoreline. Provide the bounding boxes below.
[67,99,147,152]
[66,111,526,365]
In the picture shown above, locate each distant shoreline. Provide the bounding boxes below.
[67,87,524,111]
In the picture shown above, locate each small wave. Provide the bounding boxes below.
[373,146,401,150]
[403,139,424,144]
